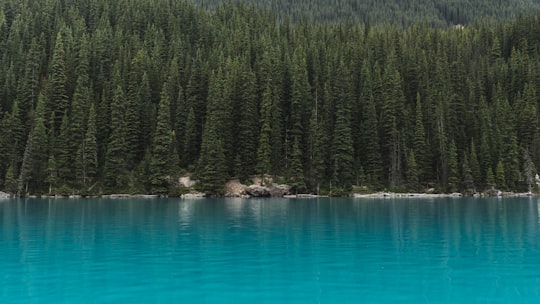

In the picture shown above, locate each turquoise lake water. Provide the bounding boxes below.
[1,197,540,303]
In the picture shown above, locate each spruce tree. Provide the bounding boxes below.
[360,98,382,187]
[448,140,459,192]
[308,106,327,194]
[406,150,420,192]
[234,60,258,180]
[46,155,58,194]
[125,50,146,166]
[139,72,155,151]
[78,103,98,187]
[257,80,273,182]
[150,82,172,195]
[462,153,474,193]
[413,93,428,182]
[196,69,228,195]
[182,106,198,168]
[380,52,405,188]
[289,137,306,193]
[55,113,71,184]
[0,113,13,186]
[103,84,127,190]
[469,140,481,189]
[331,100,355,191]
[17,37,41,127]
[18,93,48,193]
[69,76,90,185]
[4,163,18,195]
[522,148,536,192]
[48,32,69,133]
[496,160,506,190]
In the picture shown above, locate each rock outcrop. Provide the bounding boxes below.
[179,176,197,188]
[243,183,291,197]
[269,184,290,197]
[0,191,10,199]
[245,185,270,197]
[224,179,248,197]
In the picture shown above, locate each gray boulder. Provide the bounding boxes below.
[269,184,291,197]
[245,185,270,197]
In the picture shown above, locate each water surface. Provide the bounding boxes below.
[1,197,539,303]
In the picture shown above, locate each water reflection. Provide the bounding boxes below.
[178,199,195,229]
[1,197,539,302]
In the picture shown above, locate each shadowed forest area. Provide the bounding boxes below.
[196,0,540,27]
[1,0,540,195]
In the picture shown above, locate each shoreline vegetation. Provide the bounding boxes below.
[2,192,536,200]
[1,176,536,199]
[3,1,540,198]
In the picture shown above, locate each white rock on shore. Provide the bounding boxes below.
[353,191,537,198]
[353,192,463,198]
[0,191,10,199]
[181,192,205,199]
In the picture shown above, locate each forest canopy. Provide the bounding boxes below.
[1,0,540,195]
[194,0,540,26]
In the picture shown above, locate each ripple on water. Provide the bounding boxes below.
[1,197,540,303]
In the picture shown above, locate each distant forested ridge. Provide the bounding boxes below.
[194,0,540,26]
[1,0,540,196]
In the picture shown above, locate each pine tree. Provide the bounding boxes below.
[289,137,306,193]
[496,160,506,190]
[125,50,146,166]
[413,92,428,182]
[516,84,537,149]
[4,163,18,195]
[8,101,25,171]
[360,90,383,188]
[234,60,258,180]
[469,140,481,189]
[486,167,496,190]
[448,140,459,192]
[522,148,536,192]
[69,75,90,185]
[197,135,226,195]
[78,103,98,187]
[257,79,273,182]
[17,37,41,127]
[380,52,405,188]
[406,150,420,192]
[139,72,155,151]
[331,93,354,191]
[288,48,311,173]
[55,113,71,183]
[479,132,492,183]
[103,83,127,190]
[184,54,208,166]
[48,32,69,133]
[150,82,172,195]
[182,106,198,168]
[18,93,48,193]
[462,153,474,193]
[197,69,228,195]
[308,105,327,194]
[0,113,14,186]
[46,155,58,194]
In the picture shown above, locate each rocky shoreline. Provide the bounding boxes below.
[1,176,536,199]
[0,191,10,199]
[353,191,536,199]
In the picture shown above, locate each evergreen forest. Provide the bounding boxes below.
[196,0,540,27]
[2,0,540,196]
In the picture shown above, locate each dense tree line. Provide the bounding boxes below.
[1,0,540,195]
[195,0,540,27]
